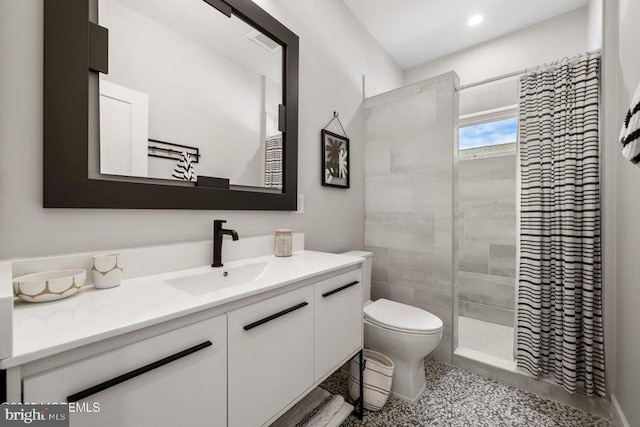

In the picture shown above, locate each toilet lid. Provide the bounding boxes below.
[364,298,443,334]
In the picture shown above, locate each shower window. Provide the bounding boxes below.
[459,116,518,160]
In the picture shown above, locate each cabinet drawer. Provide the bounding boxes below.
[227,285,314,427]
[23,315,227,427]
[314,269,362,380]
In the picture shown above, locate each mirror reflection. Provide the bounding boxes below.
[98,0,283,189]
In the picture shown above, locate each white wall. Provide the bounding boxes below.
[587,0,603,50]
[613,0,640,424]
[0,0,403,259]
[404,8,589,86]
[600,0,618,411]
[101,0,269,185]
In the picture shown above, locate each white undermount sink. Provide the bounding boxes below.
[165,260,268,295]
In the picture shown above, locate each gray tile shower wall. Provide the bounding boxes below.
[458,154,517,327]
[364,72,459,363]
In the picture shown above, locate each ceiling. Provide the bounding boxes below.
[342,0,589,70]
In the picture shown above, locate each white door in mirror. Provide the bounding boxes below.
[99,80,149,178]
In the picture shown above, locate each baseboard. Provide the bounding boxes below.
[611,395,631,427]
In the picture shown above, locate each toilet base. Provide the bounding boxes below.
[390,379,426,403]
[365,321,440,403]
[387,353,427,402]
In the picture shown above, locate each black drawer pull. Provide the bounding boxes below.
[243,302,309,331]
[322,281,359,298]
[67,340,212,403]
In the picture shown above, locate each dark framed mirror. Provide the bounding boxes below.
[44,0,298,209]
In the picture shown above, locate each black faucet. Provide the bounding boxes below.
[212,220,239,267]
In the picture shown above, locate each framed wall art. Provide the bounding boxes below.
[321,129,350,188]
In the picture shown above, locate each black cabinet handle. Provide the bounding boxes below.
[67,341,212,403]
[243,302,308,331]
[322,281,359,298]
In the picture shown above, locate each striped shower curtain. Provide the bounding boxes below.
[517,53,605,397]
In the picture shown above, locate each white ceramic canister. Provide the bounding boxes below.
[274,229,292,257]
[91,253,123,289]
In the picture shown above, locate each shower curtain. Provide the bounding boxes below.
[516,53,605,397]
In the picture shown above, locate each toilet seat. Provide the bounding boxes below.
[364,298,443,335]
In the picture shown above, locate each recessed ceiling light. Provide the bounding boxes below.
[468,14,483,26]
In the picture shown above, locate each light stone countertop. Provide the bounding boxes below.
[1,250,364,369]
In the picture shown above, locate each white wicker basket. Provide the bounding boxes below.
[348,349,394,411]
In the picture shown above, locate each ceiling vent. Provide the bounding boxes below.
[246,29,281,53]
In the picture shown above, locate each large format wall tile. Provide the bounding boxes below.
[434,212,453,252]
[415,289,453,336]
[459,179,494,211]
[422,169,454,212]
[390,129,453,174]
[388,284,416,306]
[436,77,457,130]
[371,280,391,301]
[365,170,452,213]
[459,242,489,274]
[457,155,517,326]
[457,212,465,243]
[365,87,438,143]
[364,140,390,177]
[364,72,458,363]
[366,174,422,213]
[365,246,390,283]
[464,211,516,245]
[489,155,517,180]
[458,271,515,310]
[459,301,515,327]
[390,249,453,295]
[459,179,516,212]
[489,244,517,277]
[365,212,435,252]
[490,179,517,211]
[459,158,490,182]
[430,334,452,363]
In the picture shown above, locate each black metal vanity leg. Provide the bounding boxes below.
[350,349,365,420]
[1,369,6,403]
[358,349,364,419]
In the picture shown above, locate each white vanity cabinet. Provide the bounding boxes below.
[227,285,314,427]
[6,253,365,427]
[227,269,363,427]
[313,269,362,380]
[22,315,228,427]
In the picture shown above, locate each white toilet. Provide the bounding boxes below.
[343,251,443,403]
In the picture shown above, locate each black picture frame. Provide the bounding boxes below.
[43,0,299,210]
[321,129,350,189]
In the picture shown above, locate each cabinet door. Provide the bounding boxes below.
[314,269,362,380]
[23,315,227,427]
[228,285,314,427]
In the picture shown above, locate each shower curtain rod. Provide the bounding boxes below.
[455,48,601,92]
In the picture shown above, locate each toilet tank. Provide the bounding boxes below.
[341,251,373,303]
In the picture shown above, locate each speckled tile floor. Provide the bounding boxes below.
[321,358,609,427]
